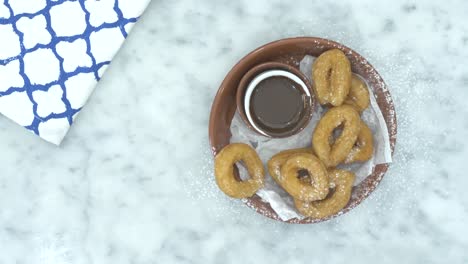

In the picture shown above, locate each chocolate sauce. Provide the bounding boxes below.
[249,76,309,135]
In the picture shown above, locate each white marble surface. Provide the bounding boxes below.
[1,0,467,263]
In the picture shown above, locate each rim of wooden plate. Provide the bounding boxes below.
[208,37,397,224]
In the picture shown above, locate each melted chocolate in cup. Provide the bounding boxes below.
[244,70,311,137]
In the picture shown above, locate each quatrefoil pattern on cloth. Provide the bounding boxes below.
[0,0,150,144]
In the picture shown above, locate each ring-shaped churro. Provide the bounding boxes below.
[312,49,352,106]
[345,74,370,112]
[294,169,355,218]
[279,153,329,202]
[214,143,265,198]
[345,120,374,163]
[267,148,314,186]
[312,105,360,167]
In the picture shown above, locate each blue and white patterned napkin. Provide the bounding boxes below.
[0,0,150,145]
